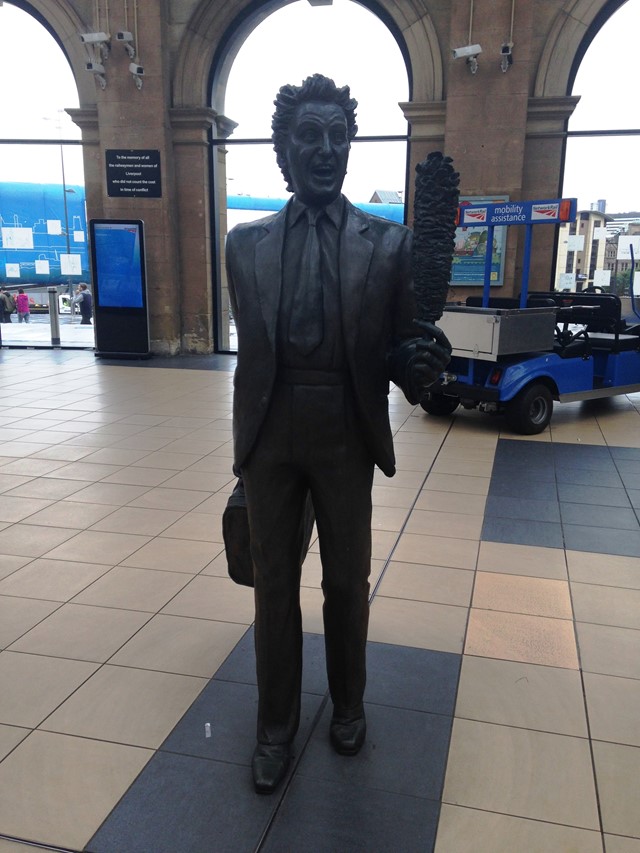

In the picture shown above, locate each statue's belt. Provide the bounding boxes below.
[278,368,346,386]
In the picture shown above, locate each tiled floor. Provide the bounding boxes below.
[0,348,639,852]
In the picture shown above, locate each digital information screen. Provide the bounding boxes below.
[91,220,145,309]
[89,219,150,357]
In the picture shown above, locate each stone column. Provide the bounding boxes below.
[169,107,219,353]
[69,0,180,353]
[399,100,447,226]
[524,96,580,291]
[211,115,238,353]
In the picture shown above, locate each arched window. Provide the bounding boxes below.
[212,0,410,352]
[561,0,640,292]
[0,3,86,302]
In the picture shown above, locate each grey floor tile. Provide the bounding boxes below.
[485,495,561,523]
[560,503,640,531]
[85,751,274,853]
[557,482,631,508]
[620,472,640,490]
[481,517,564,549]
[365,642,459,716]
[488,477,558,501]
[556,468,623,488]
[611,447,640,461]
[296,702,451,801]
[160,679,322,765]
[213,628,328,697]
[262,775,440,853]
[563,524,640,558]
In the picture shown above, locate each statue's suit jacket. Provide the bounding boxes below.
[226,196,418,478]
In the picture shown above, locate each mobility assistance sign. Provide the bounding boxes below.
[459,198,577,227]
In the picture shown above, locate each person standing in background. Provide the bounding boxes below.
[0,288,15,323]
[72,284,93,325]
[15,289,30,323]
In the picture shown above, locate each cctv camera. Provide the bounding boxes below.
[85,61,106,74]
[79,32,110,44]
[116,31,134,42]
[129,63,144,76]
[451,44,483,60]
[500,41,514,72]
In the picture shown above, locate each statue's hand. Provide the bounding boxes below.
[409,321,452,397]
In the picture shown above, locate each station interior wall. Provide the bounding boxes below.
[15,0,625,354]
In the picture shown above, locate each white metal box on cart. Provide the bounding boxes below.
[437,306,557,361]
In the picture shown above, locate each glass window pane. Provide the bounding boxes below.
[223,0,409,140]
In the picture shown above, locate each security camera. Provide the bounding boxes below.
[79,32,110,44]
[85,61,106,74]
[129,63,144,76]
[451,44,482,60]
[118,33,136,59]
[500,42,514,72]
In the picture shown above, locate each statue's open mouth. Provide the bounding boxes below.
[313,164,335,178]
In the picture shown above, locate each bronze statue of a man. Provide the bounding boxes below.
[226,73,451,794]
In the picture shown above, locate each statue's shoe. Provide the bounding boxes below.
[330,713,366,756]
[252,743,291,794]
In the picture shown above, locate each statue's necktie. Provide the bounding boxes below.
[289,209,324,355]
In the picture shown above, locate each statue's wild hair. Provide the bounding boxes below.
[272,73,358,192]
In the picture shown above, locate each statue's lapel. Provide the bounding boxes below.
[254,205,288,350]
[340,203,373,352]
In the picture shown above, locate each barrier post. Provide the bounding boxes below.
[48,287,61,347]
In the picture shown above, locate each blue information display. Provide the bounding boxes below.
[92,221,145,308]
[90,219,150,357]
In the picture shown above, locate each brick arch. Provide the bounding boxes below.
[534,0,628,98]
[9,0,97,104]
[173,0,444,113]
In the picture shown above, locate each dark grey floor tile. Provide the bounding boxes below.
[85,752,274,853]
[563,524,640,557]
[628,489,640,509]
[211,626,257,684]
[365,643,460,716]
[492,462,557,480]
[481,517,564,548]
[262,775,439,853]
[619,472,640,490]
[296,703,451,801]
[494,440,554,464]
[613,459,640,474]
[214,627,328,696]
[556,467,623,488]
[560,502,640,531]
[485,495,560,523]
[161,679,323,765]
[488,476,558,501]
[556,482,631,508]
[552,443,611,461]
[611,446,640,461]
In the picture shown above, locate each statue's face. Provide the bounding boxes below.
[284,101,349,206]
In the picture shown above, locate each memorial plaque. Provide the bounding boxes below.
[106,150,162,198]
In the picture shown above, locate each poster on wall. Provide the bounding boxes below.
[451,195,508,287]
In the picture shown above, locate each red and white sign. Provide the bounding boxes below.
[531,203,559,220]
[464,208,487,224]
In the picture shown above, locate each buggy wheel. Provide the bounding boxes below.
[420,394,460,416]
[505,383,553,434]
